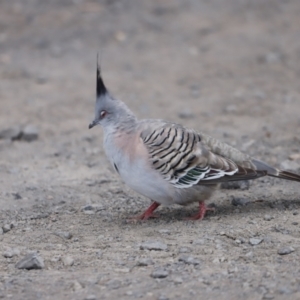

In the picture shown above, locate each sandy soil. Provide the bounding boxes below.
[0,0,300,299]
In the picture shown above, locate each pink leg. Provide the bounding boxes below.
[186,202,215,221]
[130,202,161,221]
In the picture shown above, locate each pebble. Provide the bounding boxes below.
[280,160,300,171]
[136,258,154,266]
[2,224,13,233]
[140,241,168,251]
[0,126,22,140]
[21,124,39,142]
[249,238,263,246]
[81,204,105,213]
[151,268,169,279]
[0,227,3,235]
[54,231,73,240]
[106,279,121,289]
[289,153,300,161]
[231,197,250,206]
[157,295,169,300]
[178,109,195,119]
[85,295,96,300]
[3,248,20,258]
[178,255,200,265]
[158,229,171,235]
[173,276,183,284]
[178,247,192,253]
[62,256,74,266]
[72,280,83,291]
[15,253,44,270]
[264,214,272,221]
[277,247,295,255]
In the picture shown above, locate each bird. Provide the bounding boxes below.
[89,61,300,221]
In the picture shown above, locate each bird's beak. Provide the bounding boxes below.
[88,120,97,129]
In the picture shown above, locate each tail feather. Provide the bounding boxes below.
[252,159,300,182]
[271,170,300,182]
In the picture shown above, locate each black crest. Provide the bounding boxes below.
[96,54,107,97]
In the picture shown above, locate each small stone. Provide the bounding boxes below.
[21,125,39,142]
[292,222,298,225]
[0,227,3,235]
[85,295,96,300]
[136,258,154,266]
[151,268,169,279]
[277,247,295,255]
[2,224,13,233]
[54,231,73,240]
[289,153,300,161]
[178,247,192,254]
[140,241,168,251]
[0,126,22,140]
[231,197,250,206]
[178,109,195,119]
[178,255,200,265]
[81,204,105,213]
[157,295,169,300]
[62,256,74,266]
[15,253,44,270]
[106,279,121,289]
[264,215,272,221]
[158,229,171,235]
[280,160,300,171]
[72,280,83,291]
[173,276,183,284]
[249,238,263,245]
[3,248,20,258]
[12,192,22,200]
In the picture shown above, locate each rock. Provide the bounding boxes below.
[140,241,168,251]
[289,153,300,161]
[249,238,263,246]
[0,126,22,140]
[136,258,154,266]
[106,279,121,289]
[277,247,295,255]
[62,256,74,266]
[12,192,22,200]
[231,197,251,206]
[3,248,20,258]
[178,109,195,119]
[151,268,169,279]
[2,224,13,233]
[54,231,72,240]
[264,214,272,221]
[81,204,105,213]
[178,255,200,265]
[280,160,299,171]
[221,181,250,190]
[21,125,39,142]
[178,247,192,254]
[85,295,97,300]
[72,280,83,291]
[0,227,3,235]
[158,229,171,235]
[15,253,44,270]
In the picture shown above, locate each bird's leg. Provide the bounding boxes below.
[130,201,161,221]
[186,201,215,221]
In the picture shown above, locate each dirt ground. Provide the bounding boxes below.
[0,0,300,299]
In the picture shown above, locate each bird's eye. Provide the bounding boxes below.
[100,110,107,118]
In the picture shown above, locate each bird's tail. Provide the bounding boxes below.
[252,159,300,182]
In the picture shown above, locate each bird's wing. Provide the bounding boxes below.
[140,122,265,188]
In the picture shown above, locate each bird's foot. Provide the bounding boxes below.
[185,202,215,221]
[128,202,161,222]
